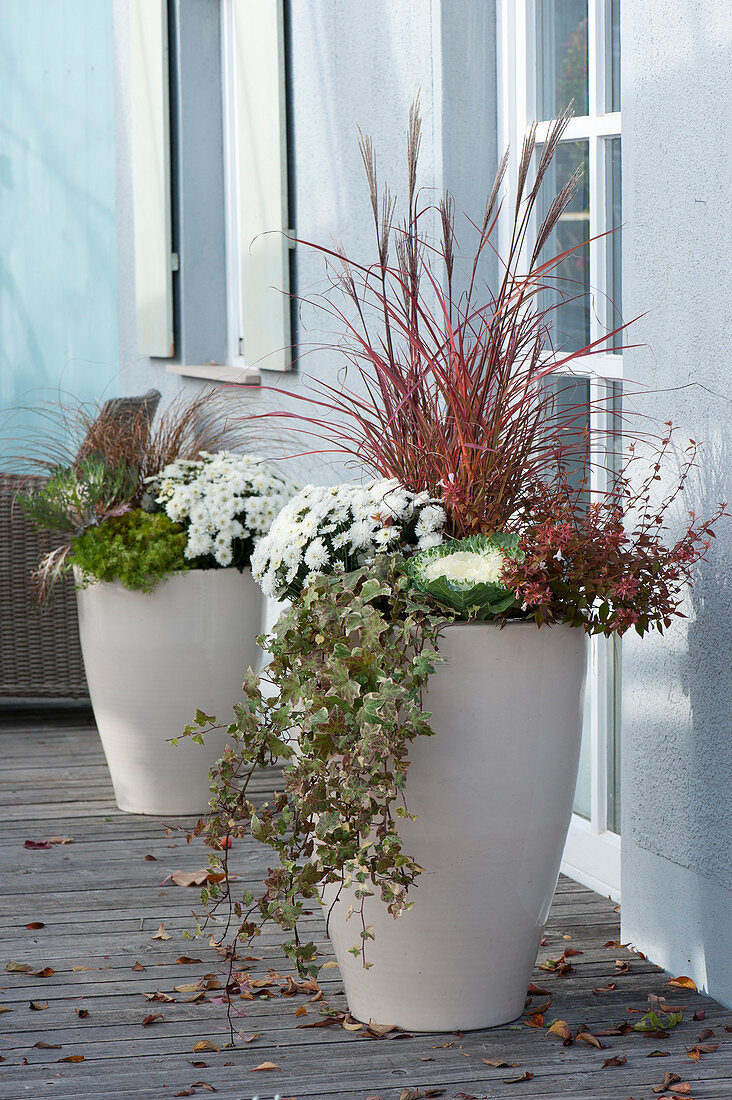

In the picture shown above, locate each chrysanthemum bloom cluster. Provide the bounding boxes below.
[148,452,296,569]
[251,478,447,599]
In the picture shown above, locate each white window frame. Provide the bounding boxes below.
[497,0,622,900]
[221,0,292,379]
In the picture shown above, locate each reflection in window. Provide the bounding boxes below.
[536,0,589,119]
[606,137,622,350]
[608,0,621,112]
[537,140,590,352]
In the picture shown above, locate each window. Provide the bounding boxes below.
[498,0,622,898]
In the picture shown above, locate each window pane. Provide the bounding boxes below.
[606,137,622,350]
[608,0,621,112]
[536,0,589,119]
[538,140,591,352]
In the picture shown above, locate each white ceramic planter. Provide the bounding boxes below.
[322,620,587,1032]
[76,568,263,815]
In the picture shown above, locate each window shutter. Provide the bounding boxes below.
[129,0,174,358]
[230,0,291,371]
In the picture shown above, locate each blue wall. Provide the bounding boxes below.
[0,0,119,450]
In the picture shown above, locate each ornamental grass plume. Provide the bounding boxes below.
[248,102,628,538]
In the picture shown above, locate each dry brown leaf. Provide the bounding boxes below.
[398,1090,423,1100]
[502,1071,534,1084]
[576,1028,603,1048]
[250,1061,280,1071]
[604,940,630,948]
[33,1041,61,1049]
[0,1006,13,1014]
[647,1050,671,1057]
[191,1085,216,1094]
[6,961,31,973]
[174,1092,195,1098]
[320,960,338,968]
[192,1040,219,1053]
[602,1055,627,1067]
[174,983,201,994]
[71,965,95,972]
[28,1001,48,1011]
[615,960,630,973]
[132,961,146,972]
[75,1008,90,1019]
[698,1028,715,1041]
[176,956,203,965]
[57,1055,84,1063]
[167,869,209,888]
[652,1072,681,1094]
[668,975,697,991]
[524,1012,544,1028]
[26,922,45,930]
[527,982,551,996]
[33,967,54,978]
[142,1012,164,1026]
[152,923,171,940]
[593,982,617,994]
[144,990,176,1003]
[547,1019,572,1042]
[144,854,157,861]
[184,992,207,1003]
[295,1005,307,1017]
[482,1058,520,1068]
[686,1042,720,1058]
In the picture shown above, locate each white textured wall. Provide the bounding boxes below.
[620,0,732,1005]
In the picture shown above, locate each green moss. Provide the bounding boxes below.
[70,510,190,593]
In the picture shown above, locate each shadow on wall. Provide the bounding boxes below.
[680,426,732,994]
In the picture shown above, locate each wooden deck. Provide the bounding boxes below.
[0,708,730,1100]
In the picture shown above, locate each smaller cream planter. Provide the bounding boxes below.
[75,568,262,815]
[322,620,587,1032]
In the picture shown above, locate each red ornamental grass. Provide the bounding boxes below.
[241,102,725,634]
[249,103,628,537]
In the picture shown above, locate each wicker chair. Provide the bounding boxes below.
[0,390,161,700]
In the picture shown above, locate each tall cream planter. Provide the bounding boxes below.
[323,621,587,1032]
[76,568,262,815]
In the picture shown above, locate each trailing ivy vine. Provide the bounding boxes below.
[181,555,449,979]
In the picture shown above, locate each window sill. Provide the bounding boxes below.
[165,363,261,385]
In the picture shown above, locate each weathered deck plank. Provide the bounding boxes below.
[0,712,730,1100]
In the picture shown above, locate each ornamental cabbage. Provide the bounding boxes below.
[408,534,521,618]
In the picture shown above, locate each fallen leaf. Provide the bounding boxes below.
[71,965,95,972]
[602,1055,627,1067]
[250,1061,280,1071]
[6,961,31,973]
[547,1019,572,1042]
[667,974,697,991]
[562,947,583,957]
[184,992,207,1003]
[593,982,617,994]
[524,1013,544,1028]
[33,966,54,978]
[26,922,45,930]
[342,1018,363,1032]
[174,983,201,993]
[189,1061,208,1068]
[0,1006,13,1014]
[482,1058,520,1068]
[57,1055,85,1063]
[176,956,203,965]
[320,960,338,969]
[142,1012,164,1026]
[502,1071,534,1084]
[653,1073,681,1094]
[144,990,176,1003]
[295,1005,307,1017]
[425,1091,446,1099]
[398,1090,423,1100]
[615,960,630,974]
[692,1009,706,1021]
[132,961,146,972]
[191,1086,216,1094]
[167,869,210,888]
[686,1042,720,1059]
[28,1001,49,1011]
[576,1028,603,1049]
[647,1050,671,1057]
[75,1008,90,1019]
[33,1041,61,1049]
[698,1028,715,1041]
[634,1007,683,1032]
[45,836,74,845]
[594,1022,633,1036]
[152,923,170,940]
[604,940,630,948]
[174,1092,195,1098]
[527,983,551,996]
[192,1041,219,1053]
[24,840,51,849]
[144,853,157,860]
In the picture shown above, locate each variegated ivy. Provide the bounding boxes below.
[181,554,449,978]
